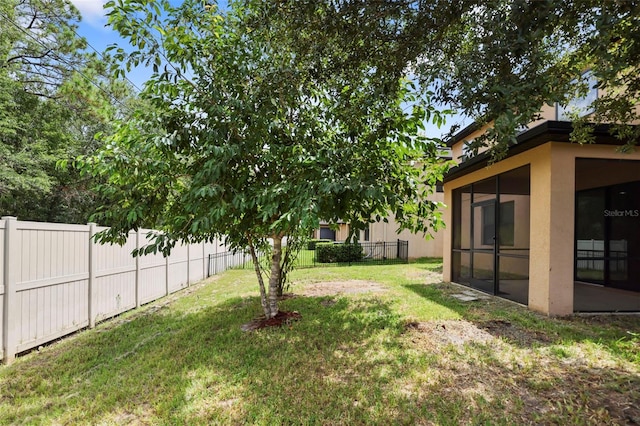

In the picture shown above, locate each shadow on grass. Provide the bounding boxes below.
[402,282,640,359]
[410,257,444,274]
[2,266,638,425]
[0,293,421,425]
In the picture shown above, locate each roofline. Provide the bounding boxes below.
[445,121,481,147]
[443,121,631,183]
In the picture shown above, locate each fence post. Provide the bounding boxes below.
[2,216,19,364]
[186,242,190,287]
[88,223,97,328]
[165,251,170,296]
[135,229,141,308]
[202,242,206,280]
[397,239,400,259]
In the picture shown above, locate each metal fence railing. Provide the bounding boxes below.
[206,240,409,277]
[207,250,253,276]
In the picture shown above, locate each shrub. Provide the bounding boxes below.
[307,239,332,250]
[315,243,364,263]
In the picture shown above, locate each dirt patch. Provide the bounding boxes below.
[423,270,445,284]
[477,319,555,345]
[405,319,554,347]
[300,280,387,297]
[241,310,302,332]
[405,320,495,346]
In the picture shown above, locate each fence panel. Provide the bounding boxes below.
[189,243,206,283]
[296,240,409,269]
[168,242,189,294]
[93,228,137,322]
[12,221,91,354]
[1,218,215,364]
[208,250,253,276]
[0,220,5,360]
[138,230,168,305]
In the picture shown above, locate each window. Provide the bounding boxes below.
[557,71,598,121]
[461,140,475,161]
[481,201,515,246]
[481,203,495,246]
[319,226,336,241]
[499,201,515,246]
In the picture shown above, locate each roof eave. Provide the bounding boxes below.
[443,121,630,183]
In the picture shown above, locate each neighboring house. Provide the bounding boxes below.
[311,220,350,242]
[366,190,445,259]
[442,80,640,314]
[311,189,446,259]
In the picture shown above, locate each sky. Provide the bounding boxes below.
[68,0,468,139]
[69,0,151,90]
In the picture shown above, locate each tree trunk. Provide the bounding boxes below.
[277,246,289,298]
[248,236,270,318]
[267,233,283,318]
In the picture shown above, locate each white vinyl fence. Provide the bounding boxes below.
[576,239,628,272]
[0,216,233,364]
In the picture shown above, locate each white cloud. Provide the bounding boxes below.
[69,0,107,26]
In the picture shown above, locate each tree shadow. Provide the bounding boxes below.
[2,279,638,424]
[402,282,640,356]
[0,293,414,424]
[410,257,443,274]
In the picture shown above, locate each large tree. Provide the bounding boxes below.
[83,0,447,319]
[0,0,133,222]
[419,0,640,157]
[261,0,640,158]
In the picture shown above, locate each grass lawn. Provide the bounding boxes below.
[1,259,639,425]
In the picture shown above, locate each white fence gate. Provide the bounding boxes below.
[0,216,231,364]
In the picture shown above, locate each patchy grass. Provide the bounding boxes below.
[1,259,639,425]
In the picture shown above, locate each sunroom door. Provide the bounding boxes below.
[471,199,496,293]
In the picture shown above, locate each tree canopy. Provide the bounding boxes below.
[0,0,133,222]
[83,0,448,318]
[261,0,640,158]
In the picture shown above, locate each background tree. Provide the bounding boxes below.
[0,0,133,222]
[82,0,447,319]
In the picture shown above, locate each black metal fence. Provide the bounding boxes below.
[207,250,252,276]
[207,240,409,277]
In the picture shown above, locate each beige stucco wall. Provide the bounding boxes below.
[444,141,640,316]
[528,103,558,128]
[368,191,445,259]
[450,124,492,162]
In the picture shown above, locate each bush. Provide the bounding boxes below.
[315,243,364,263]
[307,239,332,250]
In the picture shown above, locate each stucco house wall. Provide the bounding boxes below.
[444,138,640,315]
